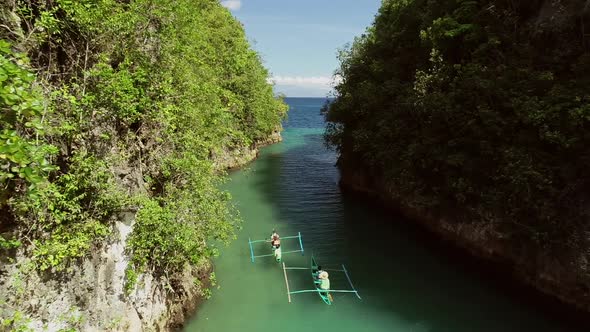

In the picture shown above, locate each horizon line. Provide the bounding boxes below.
[279,96,335,98]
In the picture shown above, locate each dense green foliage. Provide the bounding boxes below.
[1,0,285,284]
[0,41,57,204]
[326,0,590,257]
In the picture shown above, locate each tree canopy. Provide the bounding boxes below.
[326,0,590,260]
[0,0,285,286]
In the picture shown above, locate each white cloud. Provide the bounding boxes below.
[267,75,342,97]
[221,0,241,10]
[267,75,341,89]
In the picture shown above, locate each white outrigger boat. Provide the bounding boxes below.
[248,232,304,263]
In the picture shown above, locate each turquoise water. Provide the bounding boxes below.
[184,98,581,332]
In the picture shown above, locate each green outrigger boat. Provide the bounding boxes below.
[282,255,361,305]
[311,255,332,304]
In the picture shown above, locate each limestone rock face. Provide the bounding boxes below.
[338,165,590,314]
[212,129,283,171]
[0,132,282,331]
[0,210,209,331]
[257,129,283,147]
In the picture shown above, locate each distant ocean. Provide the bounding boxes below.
[282,97,333,129]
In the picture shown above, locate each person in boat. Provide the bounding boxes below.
[274,243,282,262]
[270,230,280,248]
[318,271,330,290]
[313,267,329,287]
[316,271,330,296]
[313,266,332,300]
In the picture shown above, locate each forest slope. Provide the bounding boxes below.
[0,0,286,330]
[325,0,590,312]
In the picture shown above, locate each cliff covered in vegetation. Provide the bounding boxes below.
[325,0,590,312]
[0,0,286,330]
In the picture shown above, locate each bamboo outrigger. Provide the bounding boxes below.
[248,232,304,263]
[282,255,361,305]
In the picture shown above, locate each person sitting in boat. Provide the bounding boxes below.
[319,271,330,289]
[270,230,280,248]
[274,243,282,262]
[317,271,330,292]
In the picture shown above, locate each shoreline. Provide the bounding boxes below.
[212,129,283,171]
[178,130,283,329]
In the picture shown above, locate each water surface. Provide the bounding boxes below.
[185,97,581,332]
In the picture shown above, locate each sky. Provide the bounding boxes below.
[220,0,382,97]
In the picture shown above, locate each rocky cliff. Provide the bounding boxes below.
[0,138,278,331]
[0,0,286,330]
[339,165,590,314]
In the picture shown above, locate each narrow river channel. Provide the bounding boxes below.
[184,97,582,332]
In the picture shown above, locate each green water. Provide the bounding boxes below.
[184,98,582,332]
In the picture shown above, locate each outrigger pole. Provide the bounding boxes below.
[248,232,304,262]
[282,262,362,303]
[248,237,255,263]
[288,289,360,295]
[342,264,362,300]
[282,262,292,303]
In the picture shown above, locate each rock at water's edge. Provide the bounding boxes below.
[338,165,590,315]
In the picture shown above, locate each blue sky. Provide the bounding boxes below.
[221,0,381,97]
